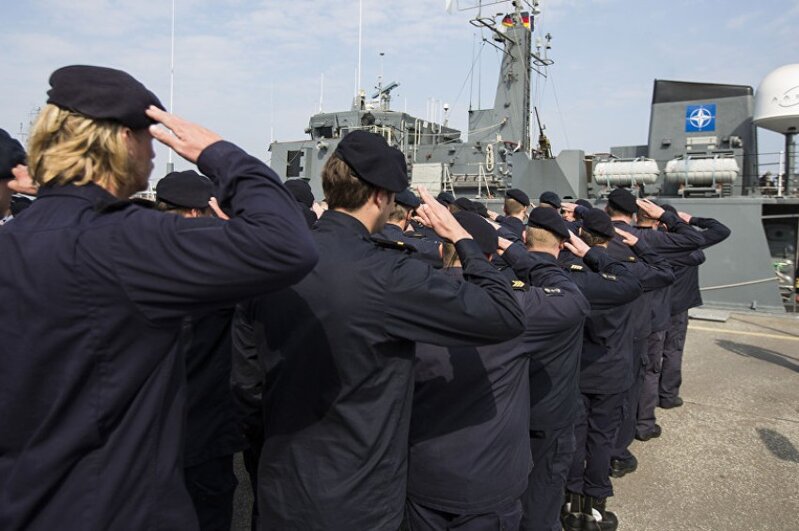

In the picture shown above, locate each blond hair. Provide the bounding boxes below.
[525,226,563,250]
[27,104,138,197]
[503,197,526,216]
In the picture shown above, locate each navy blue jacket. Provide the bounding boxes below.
[558,248,643,312]
[491,216,525,277]
[0,141,317,531]
[498,215,525,241]
[607,220,675,341]
[243,211,525,531]
[503,245,591,430]
[635,210,707,259]
[632,227,674,332]
[679,217,731,313]
[408,262,588,513]
[661,216,731,315]
[559,247,643,394]
[181,308,245,468]
[629,212,710,324]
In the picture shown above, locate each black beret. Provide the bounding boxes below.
[334,130,408,193]
[284,179,315,208]
[575,198,593,210]
[528,206,570,240]
[473,201,489,218]
[436,191,456,205]
[0,129,27,180]
[156,170,213,209]
[661,203,677,215]
[539,191,562,209]
[454,197,476,212]
[581,208,616,239]
[506,188,530,207]
[47,65,165,130]
[607,188,637,215]
[395,188,421,209]
[454,211,497,255]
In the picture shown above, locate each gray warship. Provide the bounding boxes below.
[268,0,799,314]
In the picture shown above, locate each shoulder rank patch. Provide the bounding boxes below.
[569,264,584,272]
[600,272,618,281]
[371,237,417,253]
[543,287,562,296]
[512,280,529,291]
[625,255,637,263]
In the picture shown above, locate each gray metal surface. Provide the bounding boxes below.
[646,80,758,196]
[266,3,799,314]
[657,197,787,313]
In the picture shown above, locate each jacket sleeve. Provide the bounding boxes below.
[626,238,675,291]
[496,223,522,242]
[501,241,538,280]
[112,141,319,322]
[690,217,732,249]
[647,211,706,257]
[576,248,643,310]
[383,239,525,346]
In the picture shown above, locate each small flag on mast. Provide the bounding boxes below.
[502,12,531,28]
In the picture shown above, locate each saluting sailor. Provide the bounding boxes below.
[0,65,317,530]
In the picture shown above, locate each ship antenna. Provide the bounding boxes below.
[167,0,176,174]
[357,0,363,97]
[269,83,274,145]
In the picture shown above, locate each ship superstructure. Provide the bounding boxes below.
[269,0,799,313]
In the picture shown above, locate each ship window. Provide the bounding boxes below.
[286,150,304,178]
[314,126,333,139]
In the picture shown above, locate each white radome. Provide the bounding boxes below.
[753,64,799,134]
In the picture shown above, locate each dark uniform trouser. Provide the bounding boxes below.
[404,498,523,531]
[660,311,689,402]
[566,392,624,499]
[611,338,646,460]
[242,429,264,531]
[637,329,667,434]
[520,424,576,531]
[184,454,238,531]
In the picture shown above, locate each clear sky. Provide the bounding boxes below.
[1,0,797,183]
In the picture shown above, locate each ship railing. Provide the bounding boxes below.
[442,166,455,194]
[446,162,509,198]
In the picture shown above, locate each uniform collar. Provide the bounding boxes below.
[531,250,559,264]
[381,223,404,236]
[317,209,372,241]
[611,219,633,230]
[36,182,119,208]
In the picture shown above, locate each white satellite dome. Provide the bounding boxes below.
[753,64,799,134]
